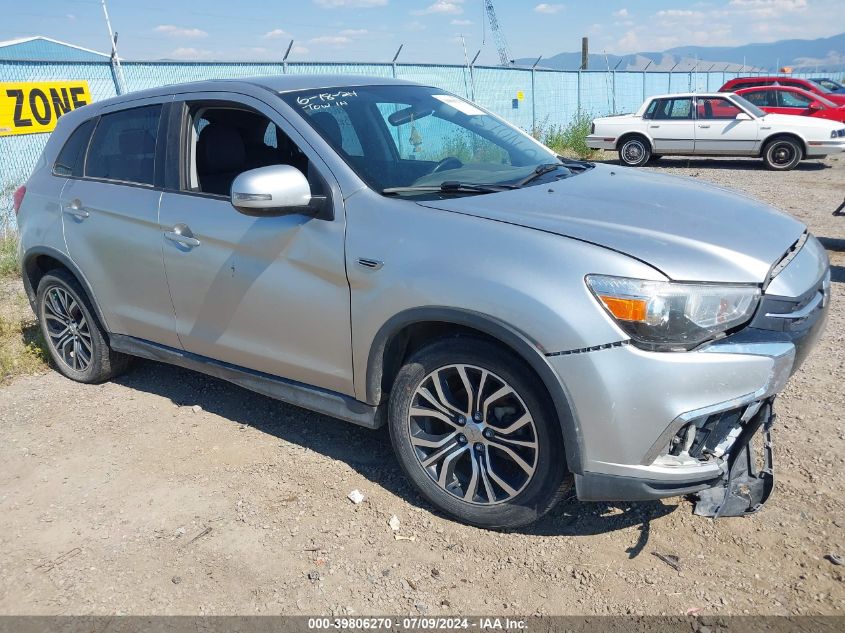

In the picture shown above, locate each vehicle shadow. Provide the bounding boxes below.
[597,157,830,171]
[818,237,845,252]
[113,359,676,549]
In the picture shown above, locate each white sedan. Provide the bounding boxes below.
[587,92,845,170]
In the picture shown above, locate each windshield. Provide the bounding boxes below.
[812,92,839,108]
[281,85,571,195]
[813,78,844,91]
[730,94,767,118]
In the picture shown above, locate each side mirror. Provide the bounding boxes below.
[735,112,753,121]
[231,165,315,217]
[808,101,823,110]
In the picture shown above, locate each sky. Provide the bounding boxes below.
[4,0,843,64]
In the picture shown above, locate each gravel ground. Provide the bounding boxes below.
[0,155,843,617]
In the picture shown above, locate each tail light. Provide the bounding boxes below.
[13,186,26,215]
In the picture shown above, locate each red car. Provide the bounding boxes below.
[736,86,845,123]
[719,76,845,106]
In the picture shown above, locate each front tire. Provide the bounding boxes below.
[36,269,130,384]
[762,137,802,171]
[618,135,652,167]
[388,338,571,529]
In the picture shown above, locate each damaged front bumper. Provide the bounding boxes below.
[554,246,829,514]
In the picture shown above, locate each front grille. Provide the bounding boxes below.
[670,406,749,460]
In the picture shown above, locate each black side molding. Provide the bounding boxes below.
[110,334,384,430]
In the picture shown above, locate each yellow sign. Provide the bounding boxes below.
[516,90,525,101]
[0,81,92,137]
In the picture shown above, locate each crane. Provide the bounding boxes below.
[483,0,512,66]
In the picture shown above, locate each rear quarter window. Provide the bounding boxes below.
[85,104,162,186]
[53,118,96,177]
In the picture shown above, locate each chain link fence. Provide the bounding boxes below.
[2,58,844,225]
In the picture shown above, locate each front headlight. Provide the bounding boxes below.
[586,275,761,351]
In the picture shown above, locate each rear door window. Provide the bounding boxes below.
[741,90,776,108]
[85,105,162,186]
[53,118,95,177]
[652,98,693,120]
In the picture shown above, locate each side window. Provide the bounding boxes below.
[643,100,659,119]
[741,90,775,108]
[653,98,693,120]
[53,118,95,177]
[85,105,161,186]
[185,103,326,198]
[779,91,812,108]
[697,97,742,120]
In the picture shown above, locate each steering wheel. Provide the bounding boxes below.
[431,157,464,174]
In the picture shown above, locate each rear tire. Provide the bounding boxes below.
[762,137,802,171]
[618,135,652,167]
[36,269,130,384]
[388,338,572,529]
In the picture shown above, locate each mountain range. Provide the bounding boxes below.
[516,31,845,72]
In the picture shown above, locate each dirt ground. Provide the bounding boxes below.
[0,155,843,617]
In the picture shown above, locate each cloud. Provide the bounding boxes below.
[339,29,369,36]
[413,0,464,16]
[613,8,628,18]
[263,29,288,39]
[291,45,310,55]
[450,19,472,25]
[313,0,387,6]
[154,25,208,38]
[66,13,76,20]
[169,47,212,59]
[308,35,352,46]
[727,0,807,17]
[656,9,702,18]
[405,20,427,31]
[534,3,564,13]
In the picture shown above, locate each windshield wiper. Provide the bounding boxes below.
[515,163,570,187]
[382,181,517,196]
[555,156,595,171]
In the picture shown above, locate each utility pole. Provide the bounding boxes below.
[580,37,589,70]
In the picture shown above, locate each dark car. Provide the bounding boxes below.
[809,78,845,94]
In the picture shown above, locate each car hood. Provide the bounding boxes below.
[416,164,805,283]
[761,112,844,130]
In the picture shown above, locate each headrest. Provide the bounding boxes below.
[310,112,343,148]
[118,129,156,154]
[199,124,246,173]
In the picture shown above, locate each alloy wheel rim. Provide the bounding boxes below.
[408,364,539,506]
[42,286,93,372]
[623,141,644,163]
[771,143,795,166]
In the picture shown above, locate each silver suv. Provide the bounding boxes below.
[16,76,830,528]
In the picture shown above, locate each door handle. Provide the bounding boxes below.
[62,200,90,219]
[164,224,201,248]
[698,124,711,129]
[649,125,660,128]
